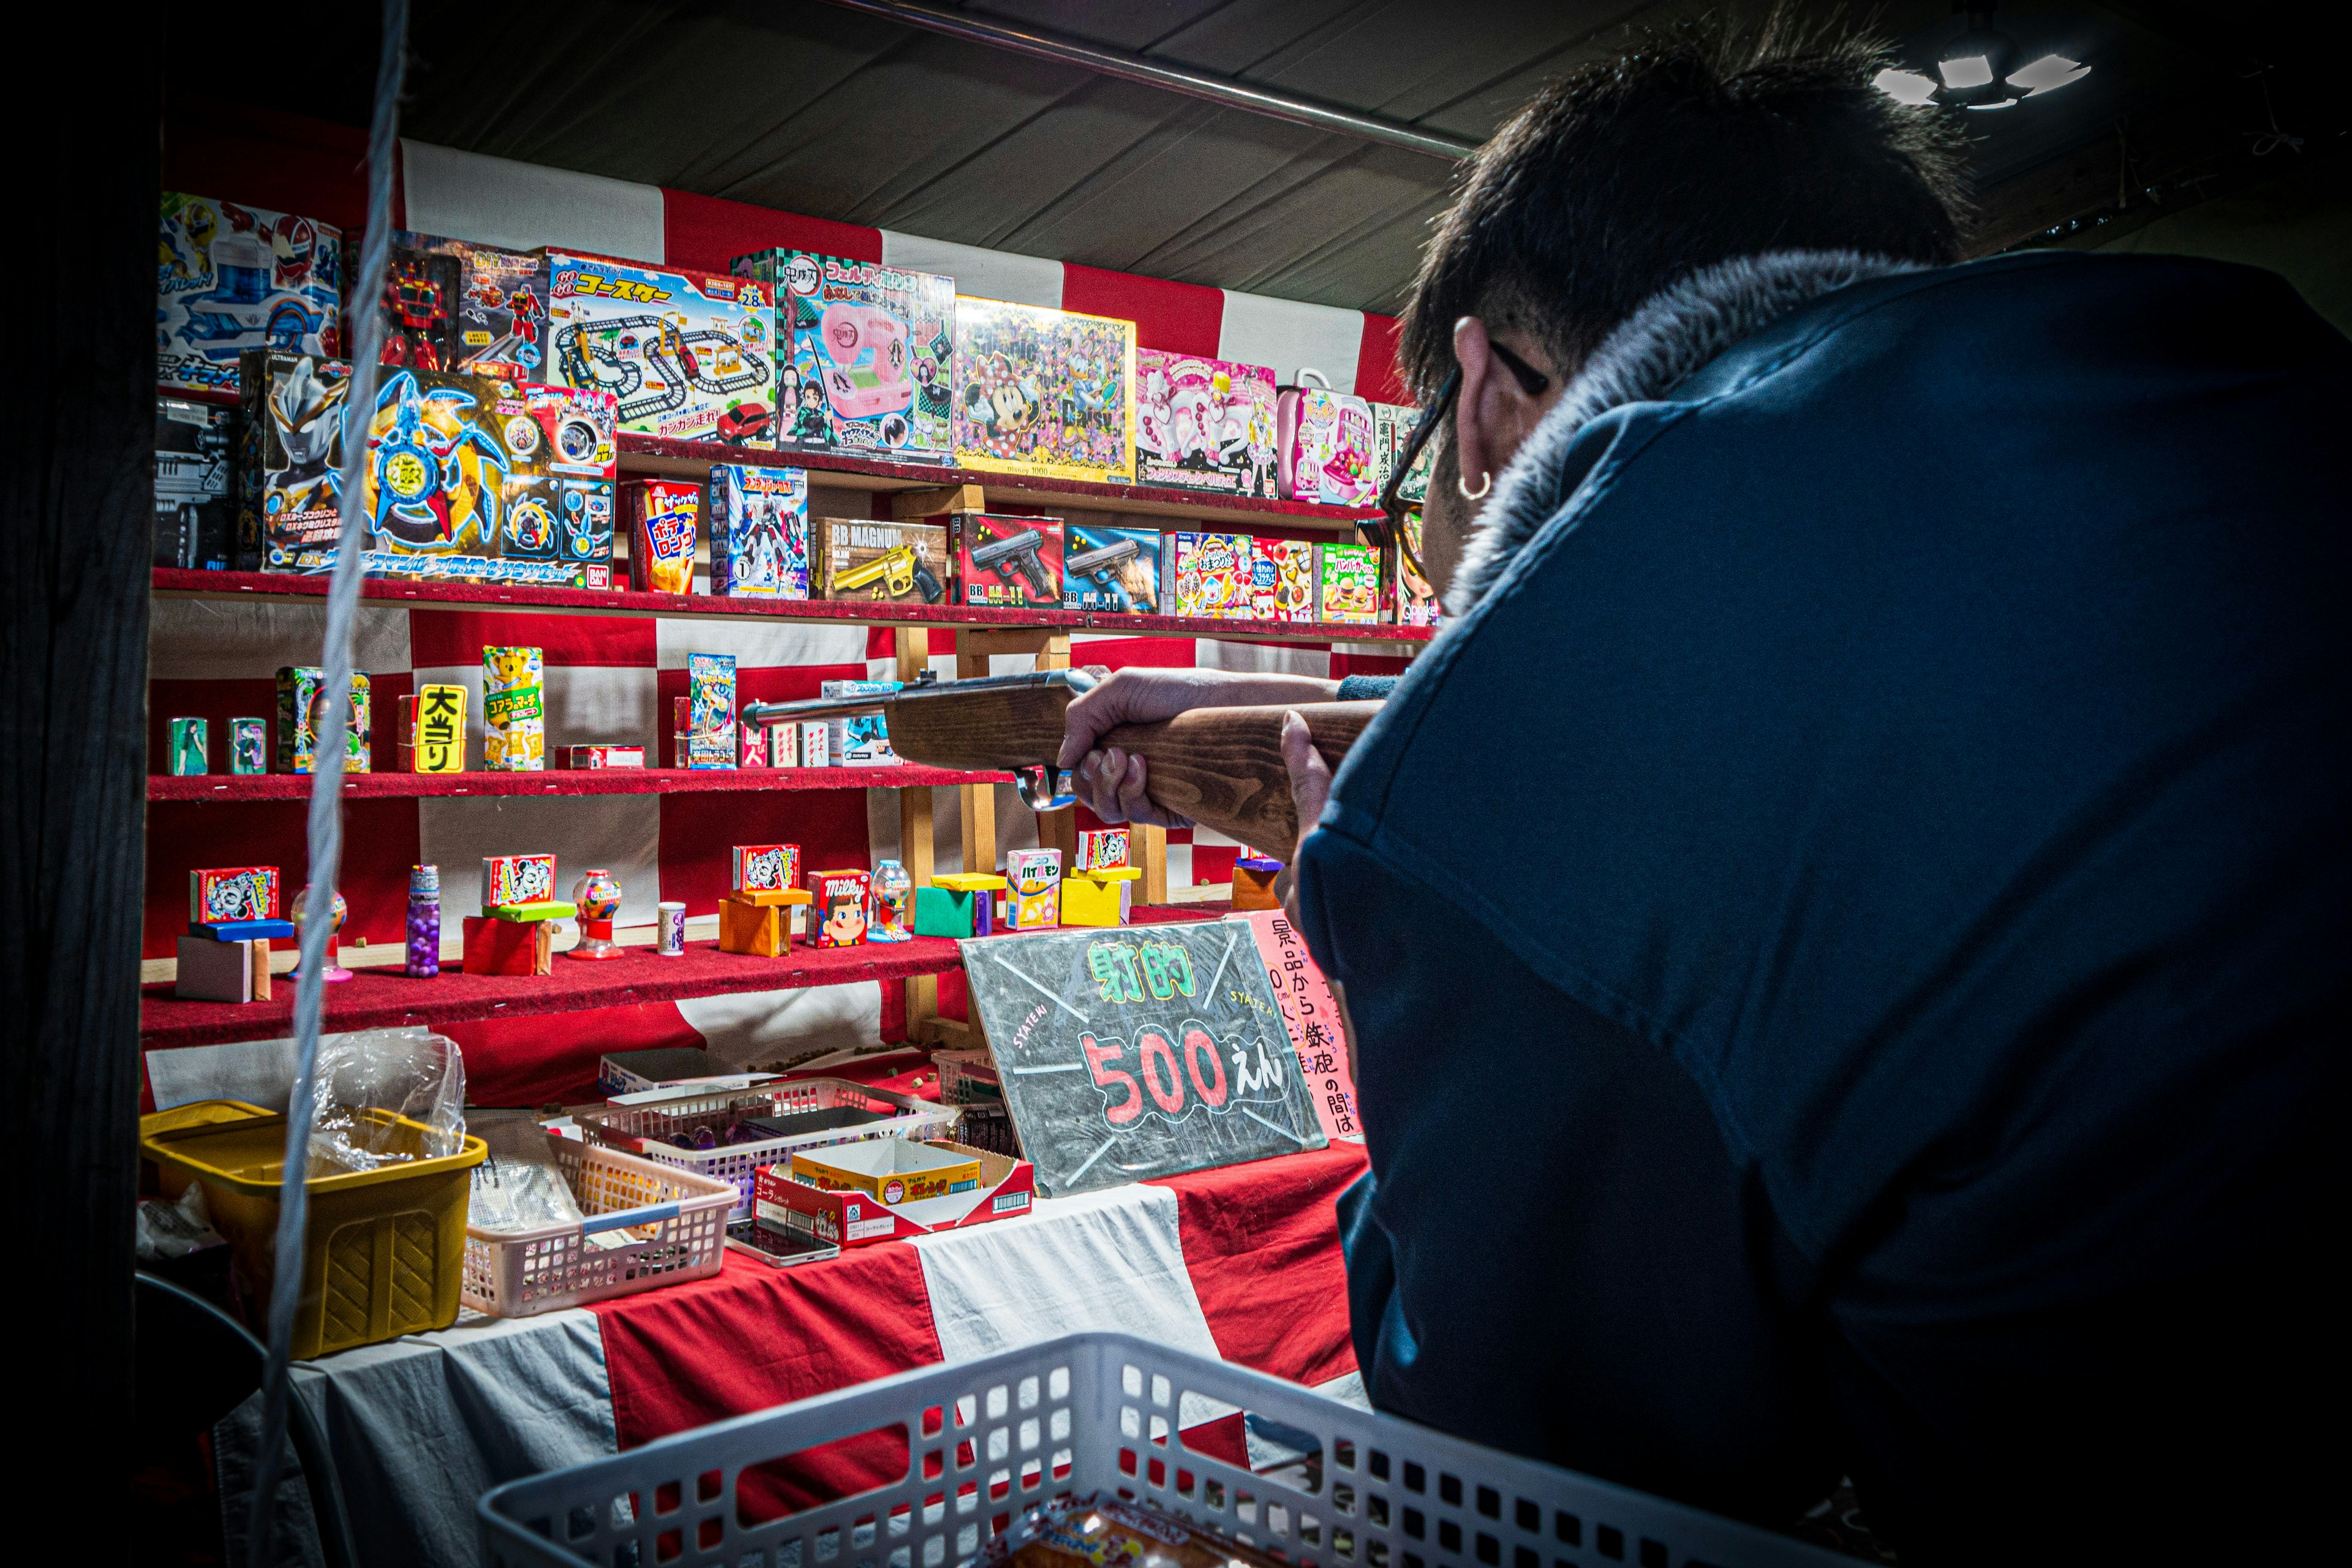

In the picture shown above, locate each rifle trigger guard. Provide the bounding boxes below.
[1014,764,1075,813]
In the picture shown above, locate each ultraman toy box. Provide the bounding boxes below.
[1134,351,1278,497]
[159,193,342,394]
[1278,379,1378,507]
[735,251,954,466]
[548,251,775,446]
[1162,532,1251,620]
[814,518,949,605]
[1061,522,1161,614]
[239,350,352,573]
[388,232,549,380]
[706,464,809,598]
[952,297,1136,483]
[1249,537,1315,621]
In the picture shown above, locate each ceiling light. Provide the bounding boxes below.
[1937,54,1995,89]
[1966,97,2020,110]
[1872,67,1940,105]
[2010,53,2090,95]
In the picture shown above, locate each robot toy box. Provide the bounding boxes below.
[948,512,1063,609]
[1134,351,1278,497]
[386,232,549,380]
[548,251,775,447]
[1315,540,1384,625]
[155,396,238,570]
[1062,523,1161,614]
[1250,537,1315,621]
[819,679,901,767]
[706,464,809,598]
[623,478,701,595]
[734,251,954,466]
[276,666,371,774]
[952,296,1136,484]
[1163,532,1251,620]
[1372,401,1434,507]
[239,350,352,572]
[159,193,341,394]
[815,518,948,605]
[1277,372,1378,508]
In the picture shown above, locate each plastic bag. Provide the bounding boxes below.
[467,1111,587,1234]
[306,1027,467,1176]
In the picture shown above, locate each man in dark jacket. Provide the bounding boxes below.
[1064,24,2350,1563]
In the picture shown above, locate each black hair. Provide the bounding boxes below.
[1398,12,1968,399]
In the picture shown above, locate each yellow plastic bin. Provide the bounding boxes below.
[141,1103,488,1358]
[139,1098,273,1199]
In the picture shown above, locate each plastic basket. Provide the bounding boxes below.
[578,1077,961,1219]
[478,1331,1849,1568]
[462,1134,736,1317]
[932,1052,1021,1159]
[141,1101,487,1360]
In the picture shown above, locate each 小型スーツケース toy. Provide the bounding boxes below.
[159,193,341,394]
[547,252,773,445]
[482,646,546,771]
[952,297,1136,483]
[384,232,549,380]
[1134,350,1278,497]
[1163,532,1252,620]
[706,465,809,598]
[735,251,954,466]
[275,667,372,774]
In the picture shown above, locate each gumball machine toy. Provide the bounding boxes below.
[568,868,625,960]
[291,886,353,982]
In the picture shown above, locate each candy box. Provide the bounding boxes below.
[952,296,1136,483]
[1061,523,1161,614]
[805,869,872,948]
[154,396,238,570]
[1162,532,1251,620]
[275,666,371,773]
[568,744,644,768]
[1277,372,1377,507]
[948,512,1063,609]
[158,193,341,394]
[1250,537,1315,621]
[1372,401,1434,505]
[1314,541,1383,624]
[706,465,809,598]
[623,478,700,595]
[481,853,559,910]
[733,844,802,894]
[690,654,737,741]
[787,1139,981,1205]
[753,1142,1034,1246]
[1134,350,1278,497]
[1074,827,1130,872]
[736,251,954,465]
[1005,848,1062,930]
[387,232,549,380]
[813,518,948,605]
[240,350,352,571]
[546,251,774,445]
[190,866,281,925]
[482,646,546,771]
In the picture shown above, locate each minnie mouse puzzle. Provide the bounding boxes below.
[952,297,1136,484]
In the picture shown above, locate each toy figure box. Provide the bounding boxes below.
[1278,374,1378,507]
[1250,537,1315,621]
[155,397,238,570]
[1395,512,1441,627]
[1162,532,1251,620]
[735,251,954,466]
[1372,401,1434,506]
[385,232,549,380]
[753,1143,1034,1247]
[624,478,700,595]
[948,512,1064,608]
[814,518,949,605]
[806,869,872,948]
[547,251,775,446]
[1134,351,1278,497]
[276,667,371,774]
[733,844,802,894]
[159,193,342,394]
[1315,541,1384,624]
[239,350,352,572]
[1061,523,1161,614]
[706,465,809,598]
[952,296,1136,483]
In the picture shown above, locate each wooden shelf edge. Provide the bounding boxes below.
[146,765,1012,803]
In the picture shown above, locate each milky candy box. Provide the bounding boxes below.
[482,646,545,771]
[805,868,872,948]
[481,853,557,909]
[190,866,281,925]
[1250,537,1315,621]
[733,844,802,893]
[1163,533,1252,620]
[276,666,371,774]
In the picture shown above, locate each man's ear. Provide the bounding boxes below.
[1452,315,1500,493]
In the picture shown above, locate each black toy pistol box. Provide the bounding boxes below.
[947,511,1064,608]
[155,396,238,570]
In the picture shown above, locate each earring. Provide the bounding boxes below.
[1457,470,1492,500]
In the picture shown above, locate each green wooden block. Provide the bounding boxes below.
[913,885,974,939]
[488,900,577,922]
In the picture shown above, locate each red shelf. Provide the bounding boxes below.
[147,765,1009,803]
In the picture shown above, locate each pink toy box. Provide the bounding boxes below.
[1277,371,1377,507]
[735,251,954,466]
[1134,351,1278,497]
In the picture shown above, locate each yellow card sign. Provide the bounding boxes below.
[413,684,467,773]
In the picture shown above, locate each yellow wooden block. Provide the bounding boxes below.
[932,873,1008,892]
[1061,875,1127,927]
[729,888,812,908]
[719,897,788,957]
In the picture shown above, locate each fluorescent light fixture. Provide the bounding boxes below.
[2010,53,2090,94]
[1966,97,2020,110]
[1872,67,1940,105]
[1938,53,1996,88]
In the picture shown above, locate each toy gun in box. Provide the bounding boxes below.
[968,526,1054,600]
[830,543,943,603]
[745,671,1378,853]
[1066,537,1139,613]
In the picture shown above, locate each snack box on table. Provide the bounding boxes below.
[754,1140,1036,1246]
[546,251,775,447]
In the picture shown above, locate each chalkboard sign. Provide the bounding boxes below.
[959,922,1329,1197]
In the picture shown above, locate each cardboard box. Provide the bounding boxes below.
[189,867,281,925]
[948,512,1063,608]
[719,894,794,957]
[461,913,552,976]
[788,1139,982,1205]
[158,193,341,394]
[705,464,809,598]
[754,1142,1036,1246]
[1250,537,1315,621]
[481,853,559,909]
[1371,401,1434,506]
[154,397,238,570]
[405,684,467,773]
[1395,513,1440,628]
[274,667,371,774]
[1062,523,1161,614]
[623,478,701,595]
[483,646,546,771]
[818,680,900,766]
[239,350,353,571]
[952,296,1136,483]
[546,252,775,446]
[736,251,955,465]
[1005,848,1063,930]
[1163,532,1251,620]
[1314,541,1383,625]
[1063,866,1140,927]
[1074,828,1131,871]
[568,744,644,768]
[385,232,550,381]
[733,843,803,893]
[1134,350,1279,497]
[175,934,270,1003]
[813,518,949,605]
[805,868,872,948]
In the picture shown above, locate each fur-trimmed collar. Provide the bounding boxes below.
[1446,250,1922,617]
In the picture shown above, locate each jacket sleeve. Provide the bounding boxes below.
[1335,674,1399,702]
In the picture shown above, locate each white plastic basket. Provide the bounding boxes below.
[578,1077,961,1219]
[462,1137,735,1317]
[478,1331,1850,1568]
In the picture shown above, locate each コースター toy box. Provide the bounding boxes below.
[548,252,774,446]
[387,232,549,381]
[1134,350,1278,497]
[952,297,1136,484]
[159,193,342,394]
[735,251,954,466]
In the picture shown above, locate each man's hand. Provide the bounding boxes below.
[1278,710,1335,929]
[1059,668,1341,827]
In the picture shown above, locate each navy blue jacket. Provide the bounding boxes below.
[1298,252,2351,1561]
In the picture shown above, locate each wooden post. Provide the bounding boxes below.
[1139,823,1169,906]
[893,627,943,1040]
[891,482,987,520]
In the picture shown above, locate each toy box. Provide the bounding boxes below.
[623,478,700,595]
[154,397,238,570]
[239,350,352,572]
[706,465,808,598]
[190,866,281,925]
[952,296,1136,483]
[483,646,546,771]
[1061,523,1161,614]
[1005,848,1063,930]
[158,193,341,394]
[818,680,900,767]
[275,667,371,774]
[1278,374,1378,507]
[1134,350,1278,497]
[805,869,872,948]
[1162,533,1252,620]
[753,1143,1034,1246]
[1395,512,1441,627]
[788,1139,980,1205]
[1372,401,1434,505]
[681,653,737,770]
[547,251,774,446]
[1250,537,1316,621]
[813,518,949,605]
[1074,827,1130,871]
[568,744,644,768]
[1315,541,1384,624]
[948,512,1063,608]
[733,844,802,894]
[385,232,549,380]
[482,853,559,910]
[736,251,954,465]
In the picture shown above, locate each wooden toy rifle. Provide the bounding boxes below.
[743,671,1379,853]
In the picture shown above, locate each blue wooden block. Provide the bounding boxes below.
[189,918,298,941]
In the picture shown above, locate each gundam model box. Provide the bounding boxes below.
[159,192,342,394]
[952,297,1135,484]
[734,251,954,466]
[1134,351,1278,497]
[548,252,774,446]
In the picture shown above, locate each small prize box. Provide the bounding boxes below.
[228,717,267,775]
[190,866,281,925]
[1074,827,1131,871]
[1250,537,1315,621]
[732,844,802,893]
[1163,533,1251,620]
[805,868,872,948]
[1134,350,1279,497]
[814,518,949,605]
[546,252,774,447]
[622,478,701,595]
[948,511,1064,608]
[567,744,644,769]
[274,666,371,774]
[482,646,545,771]
[154,396,238,570]
[1005,847,1063,930]
[482,853,558,910]
[706,464,809,598]
[787,1139,982,1205]
[168,717,209,776]
[1061,523,1161,614]
[1314,541,1383,624]
[736,251,955,465]
[406,683,467,773]
[798,722,829,769]
[1395,512,1441,627]
[753,1143,1035,1247]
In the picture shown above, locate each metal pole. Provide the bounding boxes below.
[808,0,1481,160]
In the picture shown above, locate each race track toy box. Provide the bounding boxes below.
[1062,523,1161,614]
[1134,350,1278,497]
[548,252,775,447]
[814,518,948,605]
[1250,537,1315,621]
[948,513,1064,608]
[155,397,238,570]
[734,251,954,466]
[1163,532,1251,620]
[706,464,809,598]
[952,297,1136,483]
[159,193,342,394]
[239,350,352,573]
[385,232,549,380]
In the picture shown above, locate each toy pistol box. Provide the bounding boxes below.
[1134,350,1278,497]
[159,193,342,394]
[1249,537,1315,621]
[735,251,954,466]
[1372,401,1434,506]
[275,666,371,774]
[1163,532,1252,620]
[805,868,873,948]
[814,518,949,605]
[952,296,1136,483]
[385,232,549,380]
[706,465,809,598]
[623,478,700,595]
[547,251,775,447]
[1061,523,1161,615]
[1315,540,1383,625]
[155,396,238,570]
[239,350,352,572]
[948,512,1064,609]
